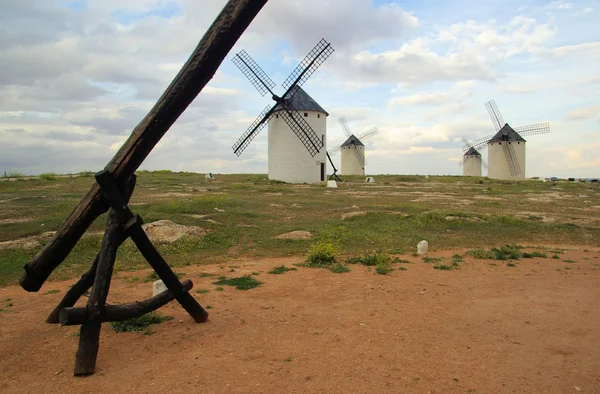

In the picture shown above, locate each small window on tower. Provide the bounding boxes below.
[322,134,324,145]
[304,112,308,117]
[275,114,279,118]
[317,114,320,118]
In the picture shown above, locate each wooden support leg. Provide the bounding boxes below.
[95,170,208,323]
[73,176,136,376]
[46,178,136,324]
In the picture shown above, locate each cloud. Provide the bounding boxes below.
[250,0,419,52]
[327,15,556,88]
[0,0,598,179]
[565,104,600,121]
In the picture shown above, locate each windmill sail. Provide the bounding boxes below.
[231,38,334,157]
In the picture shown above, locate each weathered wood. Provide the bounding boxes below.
[46,176,137,324]
[46,258,97,324]
[19,0,270,292]
[59,280,193,326]
[73,176,136,376]
[95,170,208,323]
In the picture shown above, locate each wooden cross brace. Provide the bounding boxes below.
[47,171,208,376]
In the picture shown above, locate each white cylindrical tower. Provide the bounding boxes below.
[268,87,328,184]
[463,147,482,177]
[487,125,526,180]
[340,135,365,175]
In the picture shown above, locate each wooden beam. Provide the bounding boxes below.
[59,280,193,326]
[19,0,270,292]
[46,176,137,324]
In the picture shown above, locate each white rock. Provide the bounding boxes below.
[152,280,168,297]
[365,177,375,183]
[327,180,338,188]
[417,240,429,255]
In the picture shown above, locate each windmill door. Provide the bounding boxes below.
[320,163,325,182]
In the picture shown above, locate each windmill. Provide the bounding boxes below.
[462,99,550,180]
[458,139,488,177]
[231,39,334,183]
[327,116,379,176]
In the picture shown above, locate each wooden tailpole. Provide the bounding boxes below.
[19,0,270,292]
[59,171,208,376]
[73,175,136,375]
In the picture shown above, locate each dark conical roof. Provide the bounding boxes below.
[488,123,526,144]
[273,87,329,116]
[341,134,364,147]
[464,147,481,156]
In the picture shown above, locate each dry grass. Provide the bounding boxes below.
[0,171,599,286]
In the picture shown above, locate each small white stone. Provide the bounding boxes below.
[417,240,429,255]
[152,280,168,297]
[327,180,338,188]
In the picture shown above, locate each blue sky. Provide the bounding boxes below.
[0,0,598,178]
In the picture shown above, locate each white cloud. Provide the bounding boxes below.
[0,0,598,179]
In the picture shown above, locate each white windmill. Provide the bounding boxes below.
[458,143,487,177]
[328,117,379,176]
[462,99,550,180]
[231,39,334,183]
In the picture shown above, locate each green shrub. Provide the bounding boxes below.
[39,173,56,181]
[306,241,338,267]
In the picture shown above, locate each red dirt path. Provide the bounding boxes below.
[1,248,599,393]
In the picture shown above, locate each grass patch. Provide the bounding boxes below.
[467,244,522,260]
[563,259,576,263]
[329,263,350,273]
[212,275,263,290]
[111,313,174,335]
[43,289,60,295]
[521,251,548,258]
[375,263,393,275]
[347,252,394,266]
[144,271,183,283]
[423,256,443,264]
[199,273,216,278]
[38,173,56,181]
[451,254,464,263]
[267,265,297,275]
[195,289,209,294]
[552,254,560,259]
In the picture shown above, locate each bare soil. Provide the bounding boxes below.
[1,247,599,393]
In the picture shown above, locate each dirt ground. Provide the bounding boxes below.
[1,247,599,393]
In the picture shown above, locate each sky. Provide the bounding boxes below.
[0,0,598,178]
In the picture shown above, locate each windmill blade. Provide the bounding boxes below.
[328,145,342,156]
[514,122,550,137]
[232,105,274,156]
[478,156,488,170]
[231,50,276,97]
[485,99,505,132]
[281,39,334,96]
[357,127,379,142]
[338,116,352,138]
[278,101,324,157]
[462,134,493,152]
[352,145,365,168]
[502,142,522,176]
